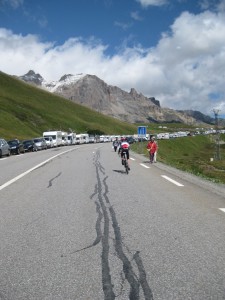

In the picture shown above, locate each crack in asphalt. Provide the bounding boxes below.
[92,149,154,300]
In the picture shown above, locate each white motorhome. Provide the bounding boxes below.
[62,131,68,146]
[43,131,63,147]
[157,133,170,140]
[67,133,76,145]
[82,133,90,144]
[75,134,85,145]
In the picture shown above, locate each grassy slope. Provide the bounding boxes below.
[131,135,225,184]
[0,72,137,140]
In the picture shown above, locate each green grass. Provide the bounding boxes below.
[0,71,137,140]
[131,135,225,184]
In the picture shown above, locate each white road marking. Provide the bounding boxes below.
[140,163,150,169]
[161,175,184,186]
[130,158,135,161]
[0,148,75,192]
[219,208,225,213]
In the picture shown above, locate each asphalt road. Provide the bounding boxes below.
[0,143,225,300]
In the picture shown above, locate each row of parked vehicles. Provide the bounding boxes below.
[0,137,50,158]
[0,130,137,158]
[0,130,103,158]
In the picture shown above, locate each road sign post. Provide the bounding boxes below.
[138,126,147,138]
[138,126,147,154]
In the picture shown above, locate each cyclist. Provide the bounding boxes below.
[112,137,119,152]
[118,137,130,170]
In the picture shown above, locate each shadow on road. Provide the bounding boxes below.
[113,169,127,174]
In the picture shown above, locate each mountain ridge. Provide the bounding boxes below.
[18,70,216,125]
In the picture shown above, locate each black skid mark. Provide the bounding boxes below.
[62,187,103,257]
[108,206,140,299]
[47,172,61,188]
[102,176,140,298]
[133,252,154,299]
[95,162,116,299]
[65,201,103,256]
[95,149,105,175]
[102,157,154,299]
[91,149,153,299]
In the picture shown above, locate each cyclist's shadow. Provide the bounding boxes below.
[113,169,127,174]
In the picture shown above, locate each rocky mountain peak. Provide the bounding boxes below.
[17,70,216,125]
[129,88,139,97]
[59,74,74,81]
[19,70,44,86]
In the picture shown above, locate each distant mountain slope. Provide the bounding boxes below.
[0,71,137,140]
[18,70,216,125]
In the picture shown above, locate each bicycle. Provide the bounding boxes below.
[122,152,129,174]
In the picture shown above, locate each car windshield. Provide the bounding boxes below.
[8,141,18,146]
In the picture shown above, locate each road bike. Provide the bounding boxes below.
[122,152,129,174]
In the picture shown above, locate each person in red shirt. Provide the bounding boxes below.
[146,136,158,163]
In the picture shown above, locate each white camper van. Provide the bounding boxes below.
[67,133,76,145]
[43,131,63,147]
[82,133,90,144]
[61,131,68,146]
[75,134,85,145]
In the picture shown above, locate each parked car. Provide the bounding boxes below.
[7,139,25,155]
[126,137,136,144]
[0,138,11,158]
[44,136,54,148]
[22,139,38,152]
[33,137,48,150]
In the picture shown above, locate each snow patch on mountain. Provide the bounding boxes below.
[43,73,86,92]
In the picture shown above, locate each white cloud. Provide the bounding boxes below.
[0,8,225,117]
[1,0,24,9]
[136,0,168,7]
[131,11,143,21]
[114,21,133,30]
[199,0,225,12]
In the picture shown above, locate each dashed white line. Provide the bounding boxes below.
[161,175,184,186]
[219,208,225,213]
[130,158,135,161]
[140,163,150,169]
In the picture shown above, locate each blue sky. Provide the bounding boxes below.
[1,0,225,118]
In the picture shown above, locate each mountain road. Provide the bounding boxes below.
[0,143,225,300]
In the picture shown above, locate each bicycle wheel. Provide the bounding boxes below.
[124,159,129,174]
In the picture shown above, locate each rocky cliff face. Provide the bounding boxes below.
[19,70,44,86]
[18,70,214,125]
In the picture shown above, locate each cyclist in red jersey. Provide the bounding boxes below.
[118,137,130,170]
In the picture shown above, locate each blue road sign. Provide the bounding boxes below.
[138,126,146,137]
